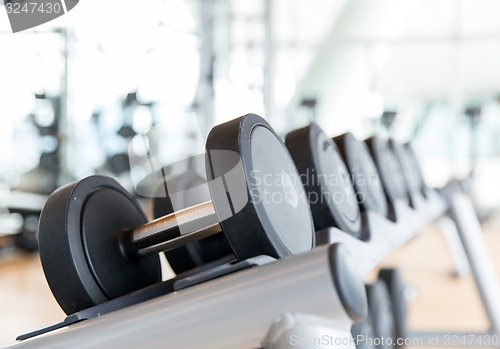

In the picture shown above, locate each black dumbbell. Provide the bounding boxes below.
[378,268,408,349]
[334,132,388,218]
[403,143,427,196]
[390,140,422,205]
[367,280,396,349]
[285,123,362,238]
[352,314,377,349]
[38,114,316,315]
[351,280,396,349]
[365,137,410,206]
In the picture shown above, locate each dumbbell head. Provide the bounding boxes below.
[38,176,162,315]
[352,315,377,349]
[378,268,408,348]
[367,280,396,349]
[390,140,421,204]
[352,279,396,349]
[207,114,315,260]
[404,143,427,195]
[365,137,410,205]
[285,123,362,237]
[39,114,315,315]
[334,132,388,217]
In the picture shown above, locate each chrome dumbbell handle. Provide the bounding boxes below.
[126,201,222,257]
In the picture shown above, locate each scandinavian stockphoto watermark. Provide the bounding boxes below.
[3,0,79,33]
[247,169,378,207]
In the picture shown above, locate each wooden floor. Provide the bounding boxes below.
[0,223,499,347]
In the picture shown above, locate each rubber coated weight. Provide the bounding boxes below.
[390,141,420,203]
[330,243,368,322]
[153,171,232,274]
[285,123,362,237]
[206,114,315,260]
[38,176,162,315]
[404,143,427,195]
[365,137,410,205]
[334,132,388,217]
[352,316,377,349]
[379,268,408,349]
[367,280,396,349]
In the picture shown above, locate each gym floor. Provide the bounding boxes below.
[0,221,499,347]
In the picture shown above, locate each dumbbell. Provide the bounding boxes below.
[352,279,396,349]
[38,114,316,315]
[367,280,396,349]
[390,140,422,204]
[404,143,427,196]
[352,313,377,349]
[365,137,410,206]
[285,123,362,238]
[334,132,388,218]
[378,268,408,349]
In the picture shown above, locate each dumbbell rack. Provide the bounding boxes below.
[6,183,500,349]
[409,185,500,347]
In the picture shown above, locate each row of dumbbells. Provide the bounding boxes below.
[153,122,425,273]
[37,114,419,333]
